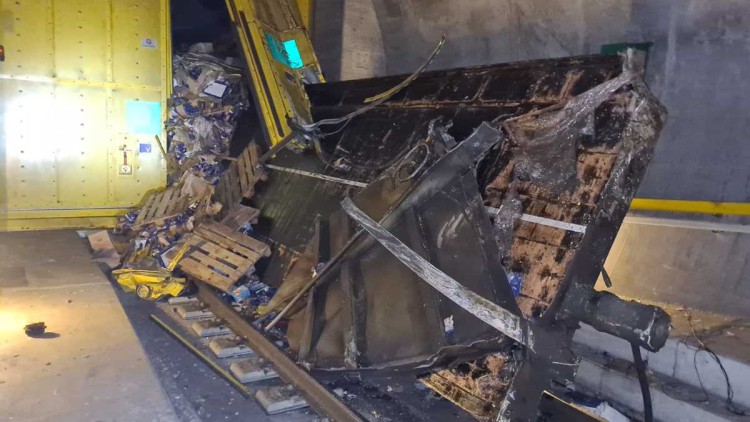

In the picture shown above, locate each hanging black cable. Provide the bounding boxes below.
[685,312,746,416]
[631,342,653,422]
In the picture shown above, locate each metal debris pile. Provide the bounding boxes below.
[80,44,672,421]
[420,352,519,421]
[242,48,670,421]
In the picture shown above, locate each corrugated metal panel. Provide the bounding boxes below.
[0,0,171,231]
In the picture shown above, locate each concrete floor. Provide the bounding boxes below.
[0,230,177,422]
[0,230,319,422]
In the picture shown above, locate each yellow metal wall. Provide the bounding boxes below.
[0,0,171,231]
[296,0,314,30]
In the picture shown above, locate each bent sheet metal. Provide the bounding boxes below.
[254,50,668,420]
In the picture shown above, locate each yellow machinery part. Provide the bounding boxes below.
[113,240,191,300]
[112,269,186,300]
[166,240,192,272]
[0,0,172,231]
[225,0,324,147]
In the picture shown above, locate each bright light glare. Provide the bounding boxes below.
[6,90,84,163]
[0,310,26,333]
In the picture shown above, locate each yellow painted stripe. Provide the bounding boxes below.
[2,208,131,220]
[1,216,118,231]
[630,198,750,216]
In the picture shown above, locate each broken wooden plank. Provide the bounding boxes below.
[227,162,242,206]
[237,151,250,199]
[241,148,253,181]
[153,188,177,219]
[179,257,235,291]
[190,239,256,268]
[248,143,267,181]
[193,226,259,260]
[203,221,271,257]
[221,205,260,231]
[189,250,243,280]
[134,193,159,225]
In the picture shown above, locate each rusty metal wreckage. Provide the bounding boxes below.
[197,48,669,421]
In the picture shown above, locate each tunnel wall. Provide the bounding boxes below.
[314,0,750,204]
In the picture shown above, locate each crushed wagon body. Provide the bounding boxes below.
[253,51,667,419]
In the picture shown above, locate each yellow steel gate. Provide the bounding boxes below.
[226,0,323,147]
[0,0,171,231]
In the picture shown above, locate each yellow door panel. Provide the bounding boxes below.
[226,0,323,147]
[0,0,171,231]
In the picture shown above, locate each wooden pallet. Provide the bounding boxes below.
[215,143,267,214]
[133,186,190,228]
[221,204,261,231]
[178,221,271,291]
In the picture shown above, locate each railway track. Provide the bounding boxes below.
[159,283,373,421]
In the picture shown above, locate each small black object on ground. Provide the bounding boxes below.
[24,322,47,337]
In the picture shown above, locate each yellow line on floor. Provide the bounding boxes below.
[631,198,750,216]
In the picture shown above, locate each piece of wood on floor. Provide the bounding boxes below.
[255,385,309,415]
[201,221,271,257]
[173,302,214,320]
[87,230,121,269]
[221,205,260,231]
[230,357,278,383]
[209,337,254,358]
[167,296,198,305]
[191,319,233,338]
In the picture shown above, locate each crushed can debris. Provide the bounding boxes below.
[94,45,273,308]
[167,52,249,182]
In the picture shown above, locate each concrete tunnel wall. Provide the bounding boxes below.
[313,0,750,204]
[312,0,750,318]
